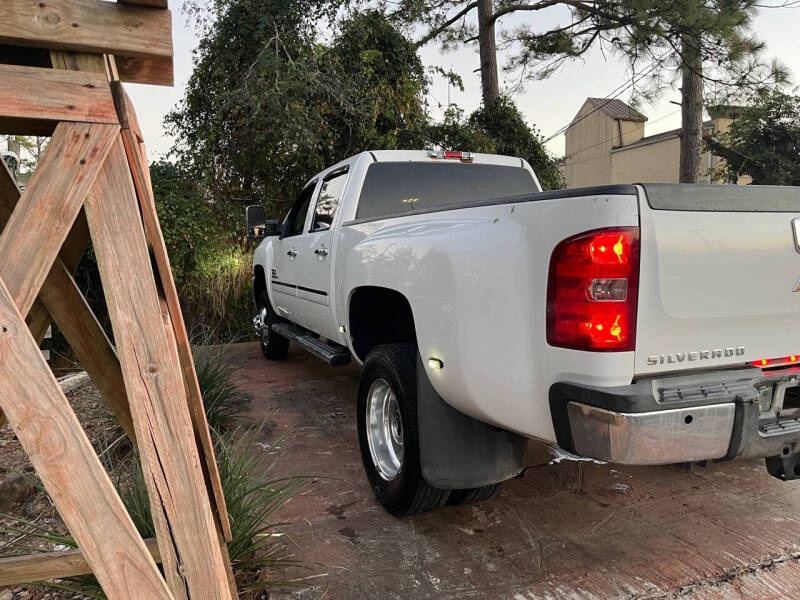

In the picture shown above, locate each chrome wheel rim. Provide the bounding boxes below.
[366,379,404,481]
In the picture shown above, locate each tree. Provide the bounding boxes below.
[168,2,430,217]
[593,0,789,182]
[168,0,353,216]
[426,97,564,189]
[328,10,430,155]
[706,91,800,185]
[395,0,788,183]
[394,0,635,107]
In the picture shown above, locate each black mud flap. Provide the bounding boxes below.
[766,452,800,481]
[416,356,526,489]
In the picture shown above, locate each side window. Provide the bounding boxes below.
[310,170,348,232]
[284,183,316,237]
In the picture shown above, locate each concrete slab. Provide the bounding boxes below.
[230,343,800,600]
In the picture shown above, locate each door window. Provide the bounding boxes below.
[284,183,316,237]
[310,169,348,232]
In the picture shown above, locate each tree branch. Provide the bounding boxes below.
[416,2,479,46]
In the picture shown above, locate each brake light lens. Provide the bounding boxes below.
[547,227,640,351]
[752,355,799,368]
[427,149,474,162]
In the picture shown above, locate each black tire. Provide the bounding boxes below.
[446,484,500,506]
[357,344,451,516]
[257,291,289,360]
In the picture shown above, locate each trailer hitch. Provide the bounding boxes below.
[765,449,800,481]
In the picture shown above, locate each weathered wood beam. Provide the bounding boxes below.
[0,161,89,427]
[49,51,111,78]
[157,294,238,598]
[0,539,161,587]
[38,261,137,442]
[0,278,172,599]
[122,129,233,542]
[23,212,90,345]
[114,55,174,87]
[0,0,173,62]
[0,64,118,135]
[116,92,234,591]
[23,52,102,347]
[0,121,118,317]
[0,157,135,441]
[111,81,144,143]
[85,139,233,600]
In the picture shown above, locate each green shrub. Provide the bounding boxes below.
[1,428,310,596]
[179,245,254,341]
[192,337,248,432]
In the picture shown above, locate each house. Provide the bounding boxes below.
[563,98,744,188]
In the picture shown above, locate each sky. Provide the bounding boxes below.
[126,4,800,162]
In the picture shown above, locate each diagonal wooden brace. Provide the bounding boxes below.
[122,127,233,542]
[85,138,233,600]
[0,134,135,441]
[0,121,118,316]
[0,276,173,600]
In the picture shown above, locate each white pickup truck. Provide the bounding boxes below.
[246,149,800,516]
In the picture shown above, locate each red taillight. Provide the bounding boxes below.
[428,150,474,162]
[547,227,640,352]
[752,355,800,368]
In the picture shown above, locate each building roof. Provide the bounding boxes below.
[586,98,648,122]
[611,120,713,153]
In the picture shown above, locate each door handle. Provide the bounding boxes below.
[287,250,297,258]
[314,248,329,256]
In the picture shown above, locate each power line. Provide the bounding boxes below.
[562,109,682,169]
[543,58,666,144]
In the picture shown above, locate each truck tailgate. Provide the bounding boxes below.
[635,184,800,376]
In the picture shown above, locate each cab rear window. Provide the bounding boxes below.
[355,162,538,221]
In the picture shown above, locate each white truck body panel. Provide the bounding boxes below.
[253,150,800,456]
[636,190,800,376]
[335,192,639,441]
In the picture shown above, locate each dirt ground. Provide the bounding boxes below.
[229,342,800,600]
[0,385,125,600]
[4,343,800,600]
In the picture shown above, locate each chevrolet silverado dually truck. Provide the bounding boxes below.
[246,149,800,516]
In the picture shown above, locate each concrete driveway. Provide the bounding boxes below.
[230,343,800,600]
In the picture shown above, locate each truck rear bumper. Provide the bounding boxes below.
[550,366,800,466]
[566,402,735,464]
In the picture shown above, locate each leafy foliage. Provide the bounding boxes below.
[150,161,222,280]
[167,3,432,218]
[707,91,800,185]
[328,10,430,155]
[426,98,564,189]
[589,0,789,106]
[168,0,350,215]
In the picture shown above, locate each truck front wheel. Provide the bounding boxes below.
[357,344,450,516]
[256,291,289,360]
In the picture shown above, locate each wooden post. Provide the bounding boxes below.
[0,2,237,596]
[0,278,173,600]
[85,140,233,600]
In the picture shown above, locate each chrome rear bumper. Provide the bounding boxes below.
[551,367,800,468]
[567,402,735,465]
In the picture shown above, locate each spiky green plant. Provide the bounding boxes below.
[1,427,311,596]
[192,338,247,432]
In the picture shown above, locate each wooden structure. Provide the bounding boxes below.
[0,2,237,598]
